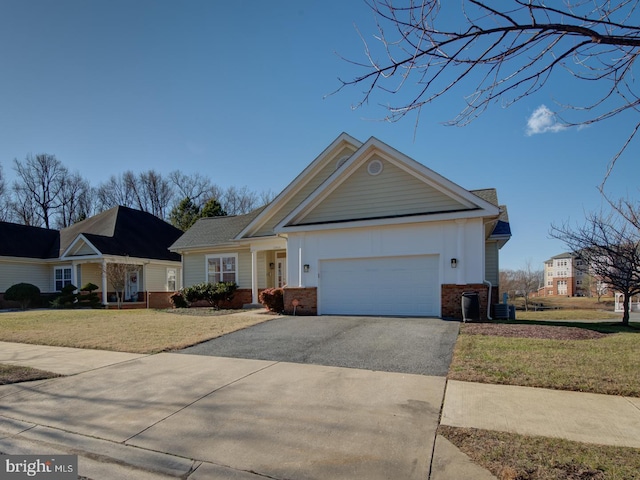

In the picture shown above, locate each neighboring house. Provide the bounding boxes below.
[541,252,609,297]
[0,206,183,308]
[171,133,511,319]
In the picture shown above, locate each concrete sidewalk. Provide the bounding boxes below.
[441,380,640,449]
[3,342,640,479]
[1,342,448,479]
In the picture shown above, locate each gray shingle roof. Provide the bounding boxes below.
[170,207,266,251]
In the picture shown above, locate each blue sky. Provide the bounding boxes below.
[0,0,637,271]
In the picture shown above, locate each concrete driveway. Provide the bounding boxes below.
[180,315,460,376]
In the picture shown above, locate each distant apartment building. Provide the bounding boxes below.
[541,252,591,297]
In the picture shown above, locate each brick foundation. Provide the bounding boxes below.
[283,287,317,315]
[441,284,495,320]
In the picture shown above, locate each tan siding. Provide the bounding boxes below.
[237,251,251,288]
[485,242,499,286]
[300,159,466,224]
[75,243,96,255]
[80,264,103,289]
[184,253,207,287]
[257,251,267,289]
[253,145,357,236]
[145,264,168,291]
[0,260,52,292]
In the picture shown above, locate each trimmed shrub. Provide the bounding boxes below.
[50,284,78,308]
[79,283,101,308]
[4,283,41,310]
[170,291,188,308]
[259,287,284,313]
[181,282,238,309]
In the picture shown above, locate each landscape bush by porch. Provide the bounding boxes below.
[79,283,101,308]
[259,288,284,313]
[4,283,41,310]
[181,282,238,309]
[170,291,189,308]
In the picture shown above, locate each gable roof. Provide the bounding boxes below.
[60,206,182,261]
[0,222,60,259]
[273,136,500,232]
[170,207,265,252]
[236,132,363,239]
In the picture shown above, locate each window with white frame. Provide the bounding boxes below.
[167,268,177,291]
[206,254,237,284]
[54,266,72,291]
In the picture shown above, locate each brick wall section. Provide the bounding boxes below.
[441,284,492,320]
[283,287,317,315]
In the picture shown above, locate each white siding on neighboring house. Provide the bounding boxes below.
[0,260,52,293]
[301,158,466,224]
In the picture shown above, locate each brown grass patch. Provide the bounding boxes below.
[0,364,61,385]
[440,425,640,480]
[0,308,275,353]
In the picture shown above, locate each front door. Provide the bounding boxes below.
[126,270,139,301]
[276,252,287,288]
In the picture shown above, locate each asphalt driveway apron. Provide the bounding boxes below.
[179,315,460,376]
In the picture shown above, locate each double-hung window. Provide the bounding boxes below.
[167,268,177,291]
[54,266,72,291]
[206,254,237,284]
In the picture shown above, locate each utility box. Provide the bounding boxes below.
[461,291,480,322]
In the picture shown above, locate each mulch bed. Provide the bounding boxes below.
[461,323,608,340]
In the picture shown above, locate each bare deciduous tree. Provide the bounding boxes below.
[104,260,139,309]
[12,154,68,228]
[97,170,172,219]
[336,0,640,182]
[57,172,93,228]
[0,163,9,221]
[551,206,640,325]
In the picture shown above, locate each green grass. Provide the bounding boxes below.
[440,426,640,480]
[449,323,640,396]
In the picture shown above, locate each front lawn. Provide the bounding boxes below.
[449,320,640,396]
[0,308,273,354]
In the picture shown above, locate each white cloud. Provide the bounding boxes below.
[525,105,566,136]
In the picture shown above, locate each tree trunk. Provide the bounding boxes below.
[622,292,630,326]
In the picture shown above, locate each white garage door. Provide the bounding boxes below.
[319,255,440,316]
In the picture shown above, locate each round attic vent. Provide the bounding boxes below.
[367,159,383,176]
[336,156,349,169]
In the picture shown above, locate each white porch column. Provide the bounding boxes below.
[101,259,108,305]
[251,250,259,304]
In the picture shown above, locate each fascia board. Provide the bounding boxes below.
[275,208,490,233]
[235,132,363,240]
[60,234,101,259]
[275,137,500,230]
[0,256,59,264]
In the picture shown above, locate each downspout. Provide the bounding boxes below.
[483,280,493,320]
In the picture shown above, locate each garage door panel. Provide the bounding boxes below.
[319,255,439,316]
